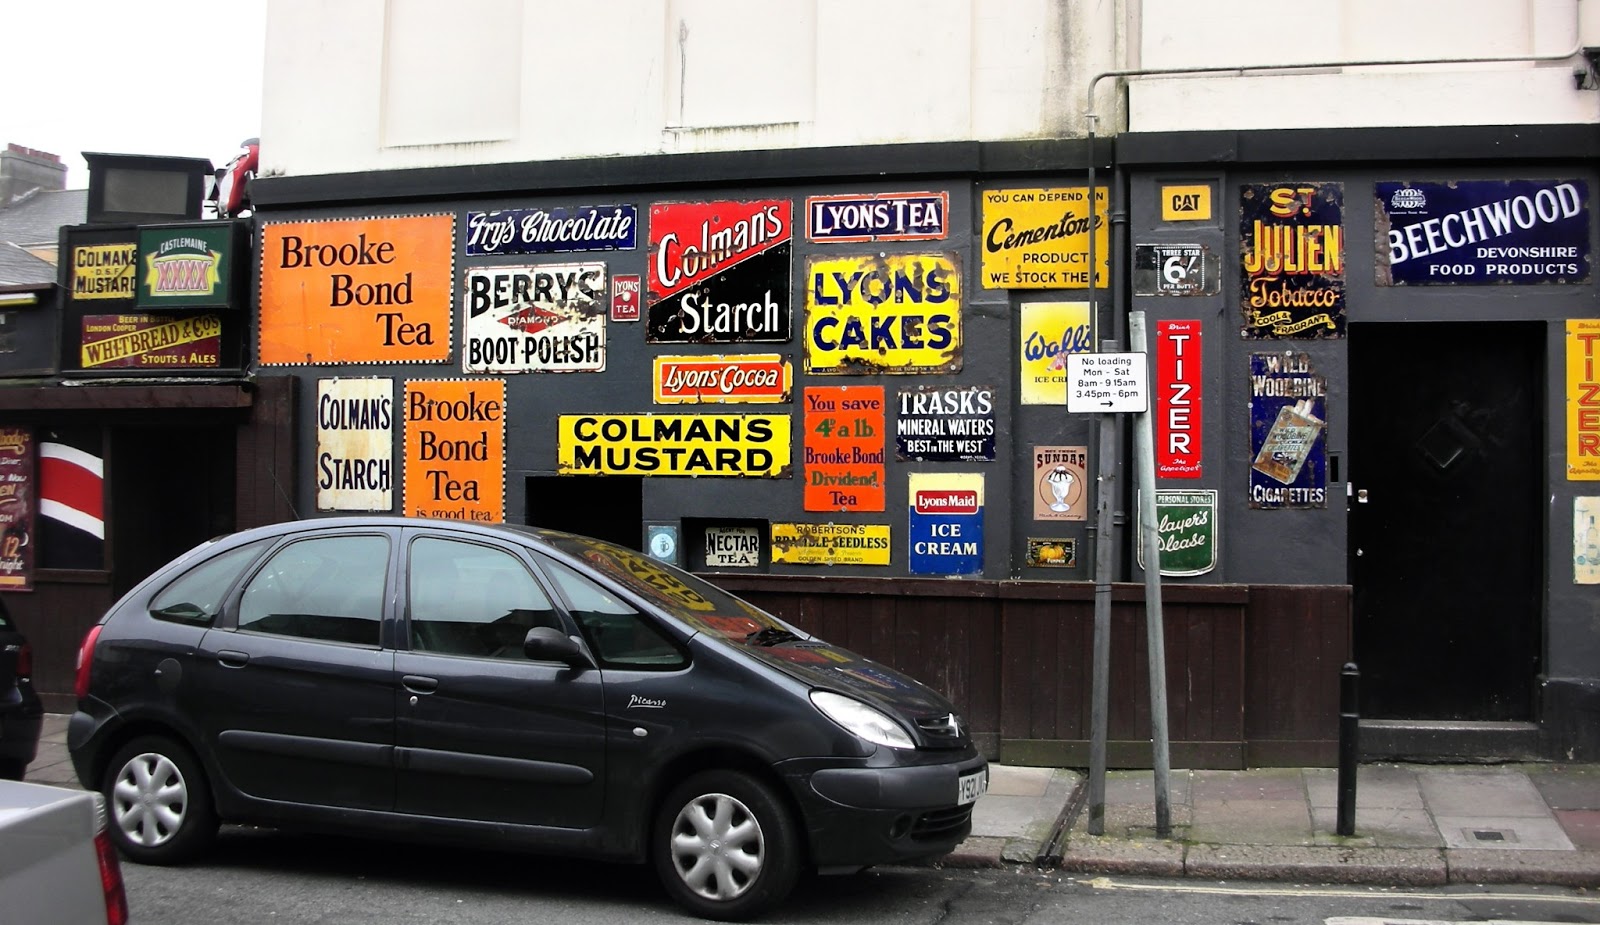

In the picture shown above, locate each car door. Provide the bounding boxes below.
[191,528,398,811]
[393,529,606,829]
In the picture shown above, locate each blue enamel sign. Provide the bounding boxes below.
[1376,180,1589,285]
[908,473,983,575]
[465,206,638,256]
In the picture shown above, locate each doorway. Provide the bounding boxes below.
[1348,321,1542,721]
[525,475,643,550]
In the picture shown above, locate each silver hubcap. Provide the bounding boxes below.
[669,791,765,902]
[111,752,188,847]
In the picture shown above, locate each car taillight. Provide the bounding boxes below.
[75,624,103,700]
[14,640,30,678]
[93,829,129,925]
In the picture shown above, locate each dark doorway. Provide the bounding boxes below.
[526,475,643,550]
[108,423,237,597]
[1349,321,1542,720]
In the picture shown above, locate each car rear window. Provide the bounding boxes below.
[150,540,272,626]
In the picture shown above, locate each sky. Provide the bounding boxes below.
[6,0,268,189]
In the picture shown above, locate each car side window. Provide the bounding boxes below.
[408,537,562,660]
[537,554,686,670]
[149,540,270,627]
[237,535,389,646]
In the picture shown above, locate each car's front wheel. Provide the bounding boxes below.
[653,769,801,921]
[102,735,218,864]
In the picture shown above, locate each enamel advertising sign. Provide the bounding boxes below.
[805,192,949,242]
[653,354,791,404]
[464,205,637,256]
[1249,353,1327,509]
[1566,320,1600,480]
[137,223,236,309]
[403,379,505,523]
[908,472,984,576]
[647,199,791,344]
[463,263,606,373]
[980,187,1109,289]
[1376,180,1589,285]
[1240,183,1344,338]
[556,414,791,477]
[80,314,221,369]
[317,378,394,512]
[1020,302,1094,405]
[770,522,891,566]
[69,237,137,302]
[1033,445,1088,521]
[804,253,961,374]
[894,385,996,462]
[1155,319,1202,478]
[1135,489,1218,577]
[260,214,455,365]
[803,386,885,513]
[0,427,34,591]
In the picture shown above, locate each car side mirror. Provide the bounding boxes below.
[524,626,594,669]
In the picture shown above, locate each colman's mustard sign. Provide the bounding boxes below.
[981,187,1109,289]
[557,414,791,477]
[805,253,961,374]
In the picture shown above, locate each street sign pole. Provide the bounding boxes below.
[1130,311,1172,837]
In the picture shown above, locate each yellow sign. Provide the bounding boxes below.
[403,379,505,522]
[805,253,961,374]
[557,414,791,477]
[980,188,1108,289]
[72,244,137,300]
[1020,302,1094,405]
[1567,320,1600,480]
[1161,184,1213,221]
[771,522,891,566]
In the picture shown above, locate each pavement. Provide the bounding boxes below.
[25,715,1600,887]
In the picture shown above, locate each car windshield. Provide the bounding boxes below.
[539,532,795,642]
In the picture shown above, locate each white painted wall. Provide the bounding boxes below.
[259,0,1594,179]
[1130,0,1592,131]
[260,0,1118,178]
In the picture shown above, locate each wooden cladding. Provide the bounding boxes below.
[710,575,1348,769]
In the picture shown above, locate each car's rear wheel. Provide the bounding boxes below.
[653,769,801,921]
[102,735,217,864]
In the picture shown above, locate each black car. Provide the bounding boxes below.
[0,600,42,781]
[68,517,987,920]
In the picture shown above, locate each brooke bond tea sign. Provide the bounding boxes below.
[648,200,791,344]
[1156,320,1202,478]
[464,205,637,256]
[805,192,949,242]
[403,380,505,522]
[260,215,454,365]
[1240,183,1344,338]
[803,386,885,512]
[463,263,605,373]
[1376,180,1589,285]
[653,354,790,404]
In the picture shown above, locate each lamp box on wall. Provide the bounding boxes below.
[83,152,213,224]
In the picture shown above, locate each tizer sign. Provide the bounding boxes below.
[648,200,791,344]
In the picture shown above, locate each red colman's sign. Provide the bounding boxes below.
[647,200,792,344]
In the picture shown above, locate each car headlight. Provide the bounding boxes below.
[809,690,915,749]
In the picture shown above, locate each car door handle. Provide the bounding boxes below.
[218,650,250,668]
[402,675,438,694]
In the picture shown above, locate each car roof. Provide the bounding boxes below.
[212,516,572,550]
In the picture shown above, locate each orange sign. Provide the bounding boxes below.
[803,386,884,512]
[260,215,454,365]
[403,379,504,522]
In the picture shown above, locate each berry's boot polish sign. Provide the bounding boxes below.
[648,200,791,343]
[403,380,505,522]
[261,215,455,364]
[908,473,983,576]
[463,263,605,373]
[317,378,394,512]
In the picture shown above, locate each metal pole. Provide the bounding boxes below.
[1129,311,1171,837]
[1337,662,1360,836]
[1087,398,1116,836]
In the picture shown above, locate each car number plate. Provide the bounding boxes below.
[956,768,987,806]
